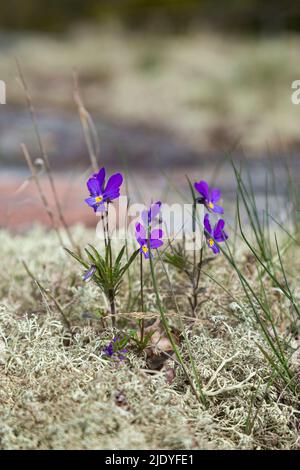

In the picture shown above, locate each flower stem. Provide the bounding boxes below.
[106,204,115,327]
[110,294,116,328]
[140,252,145,343]
[191,200,198,316]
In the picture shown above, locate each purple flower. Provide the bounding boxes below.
[85,167,123,213]
[194,180,224,214]
[82,265,97,282]
[102,337,128,361]
[141,201,162,226]
[135,223,164,259]
[203,214,228,254]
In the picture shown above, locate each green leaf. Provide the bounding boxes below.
[186,174,196,202]
[121,248,139,275]
[115,245,126,266]
[64,247,89,268]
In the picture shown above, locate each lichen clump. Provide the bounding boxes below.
[0,228,299,449]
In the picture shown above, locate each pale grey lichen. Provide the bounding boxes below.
[0,227,299,450]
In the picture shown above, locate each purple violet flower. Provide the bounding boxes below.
[102,337,128,361]
[82,265,97,282]
[194,180,224,214]
[141,201,162,226]
[203,214,228,254]
[135,223,164,259]
[85,167,123,213]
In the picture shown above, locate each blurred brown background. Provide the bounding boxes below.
[0,1,299,229]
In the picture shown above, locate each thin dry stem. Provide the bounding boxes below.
[20,143,63,247]
[22,259,72,332]
[73,71,100,173]
[16,58,78,252]
[73,70,108,246]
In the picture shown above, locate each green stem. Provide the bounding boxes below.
[191,200,198,316]
[109,294,116,328]
[101,213,108,248]
[140,252,145,343]
[106,204,115,327]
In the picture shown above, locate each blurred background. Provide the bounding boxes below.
[0,0,299,229]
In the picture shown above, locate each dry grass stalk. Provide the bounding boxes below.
[22,260,72,332]
[73,70,108,245]
[16,58,78,252]
[73,70,100,174]
[20,143,63,247]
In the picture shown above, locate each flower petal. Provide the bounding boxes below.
[85,196,96,207]
[211,243,220,254]
[96,167,106,192]
[141,209,149,226]
[104,173,123,199]
[150,239,164,249]
[95,203,106,212]
[103,189,121,202]
[213,219,228,242]
[212,204,224,214]
[149,201,162,221]
[203,214,212,236]
[210,188,221,203]
[82,265,97,282]
[141,201,162,226]
[150,228,163,240]
[195,180,209,199]
[87,177,101,196]
[136,222,147,240]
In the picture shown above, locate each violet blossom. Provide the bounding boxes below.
[102,337,128,361]
[82,264,97,282]
[141,201,162,226]
[135,223,164,259]
[85,167,123,213]
[194,180,224,214]
[203,214,228,254]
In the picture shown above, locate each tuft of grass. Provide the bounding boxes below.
[217,163,300,391]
